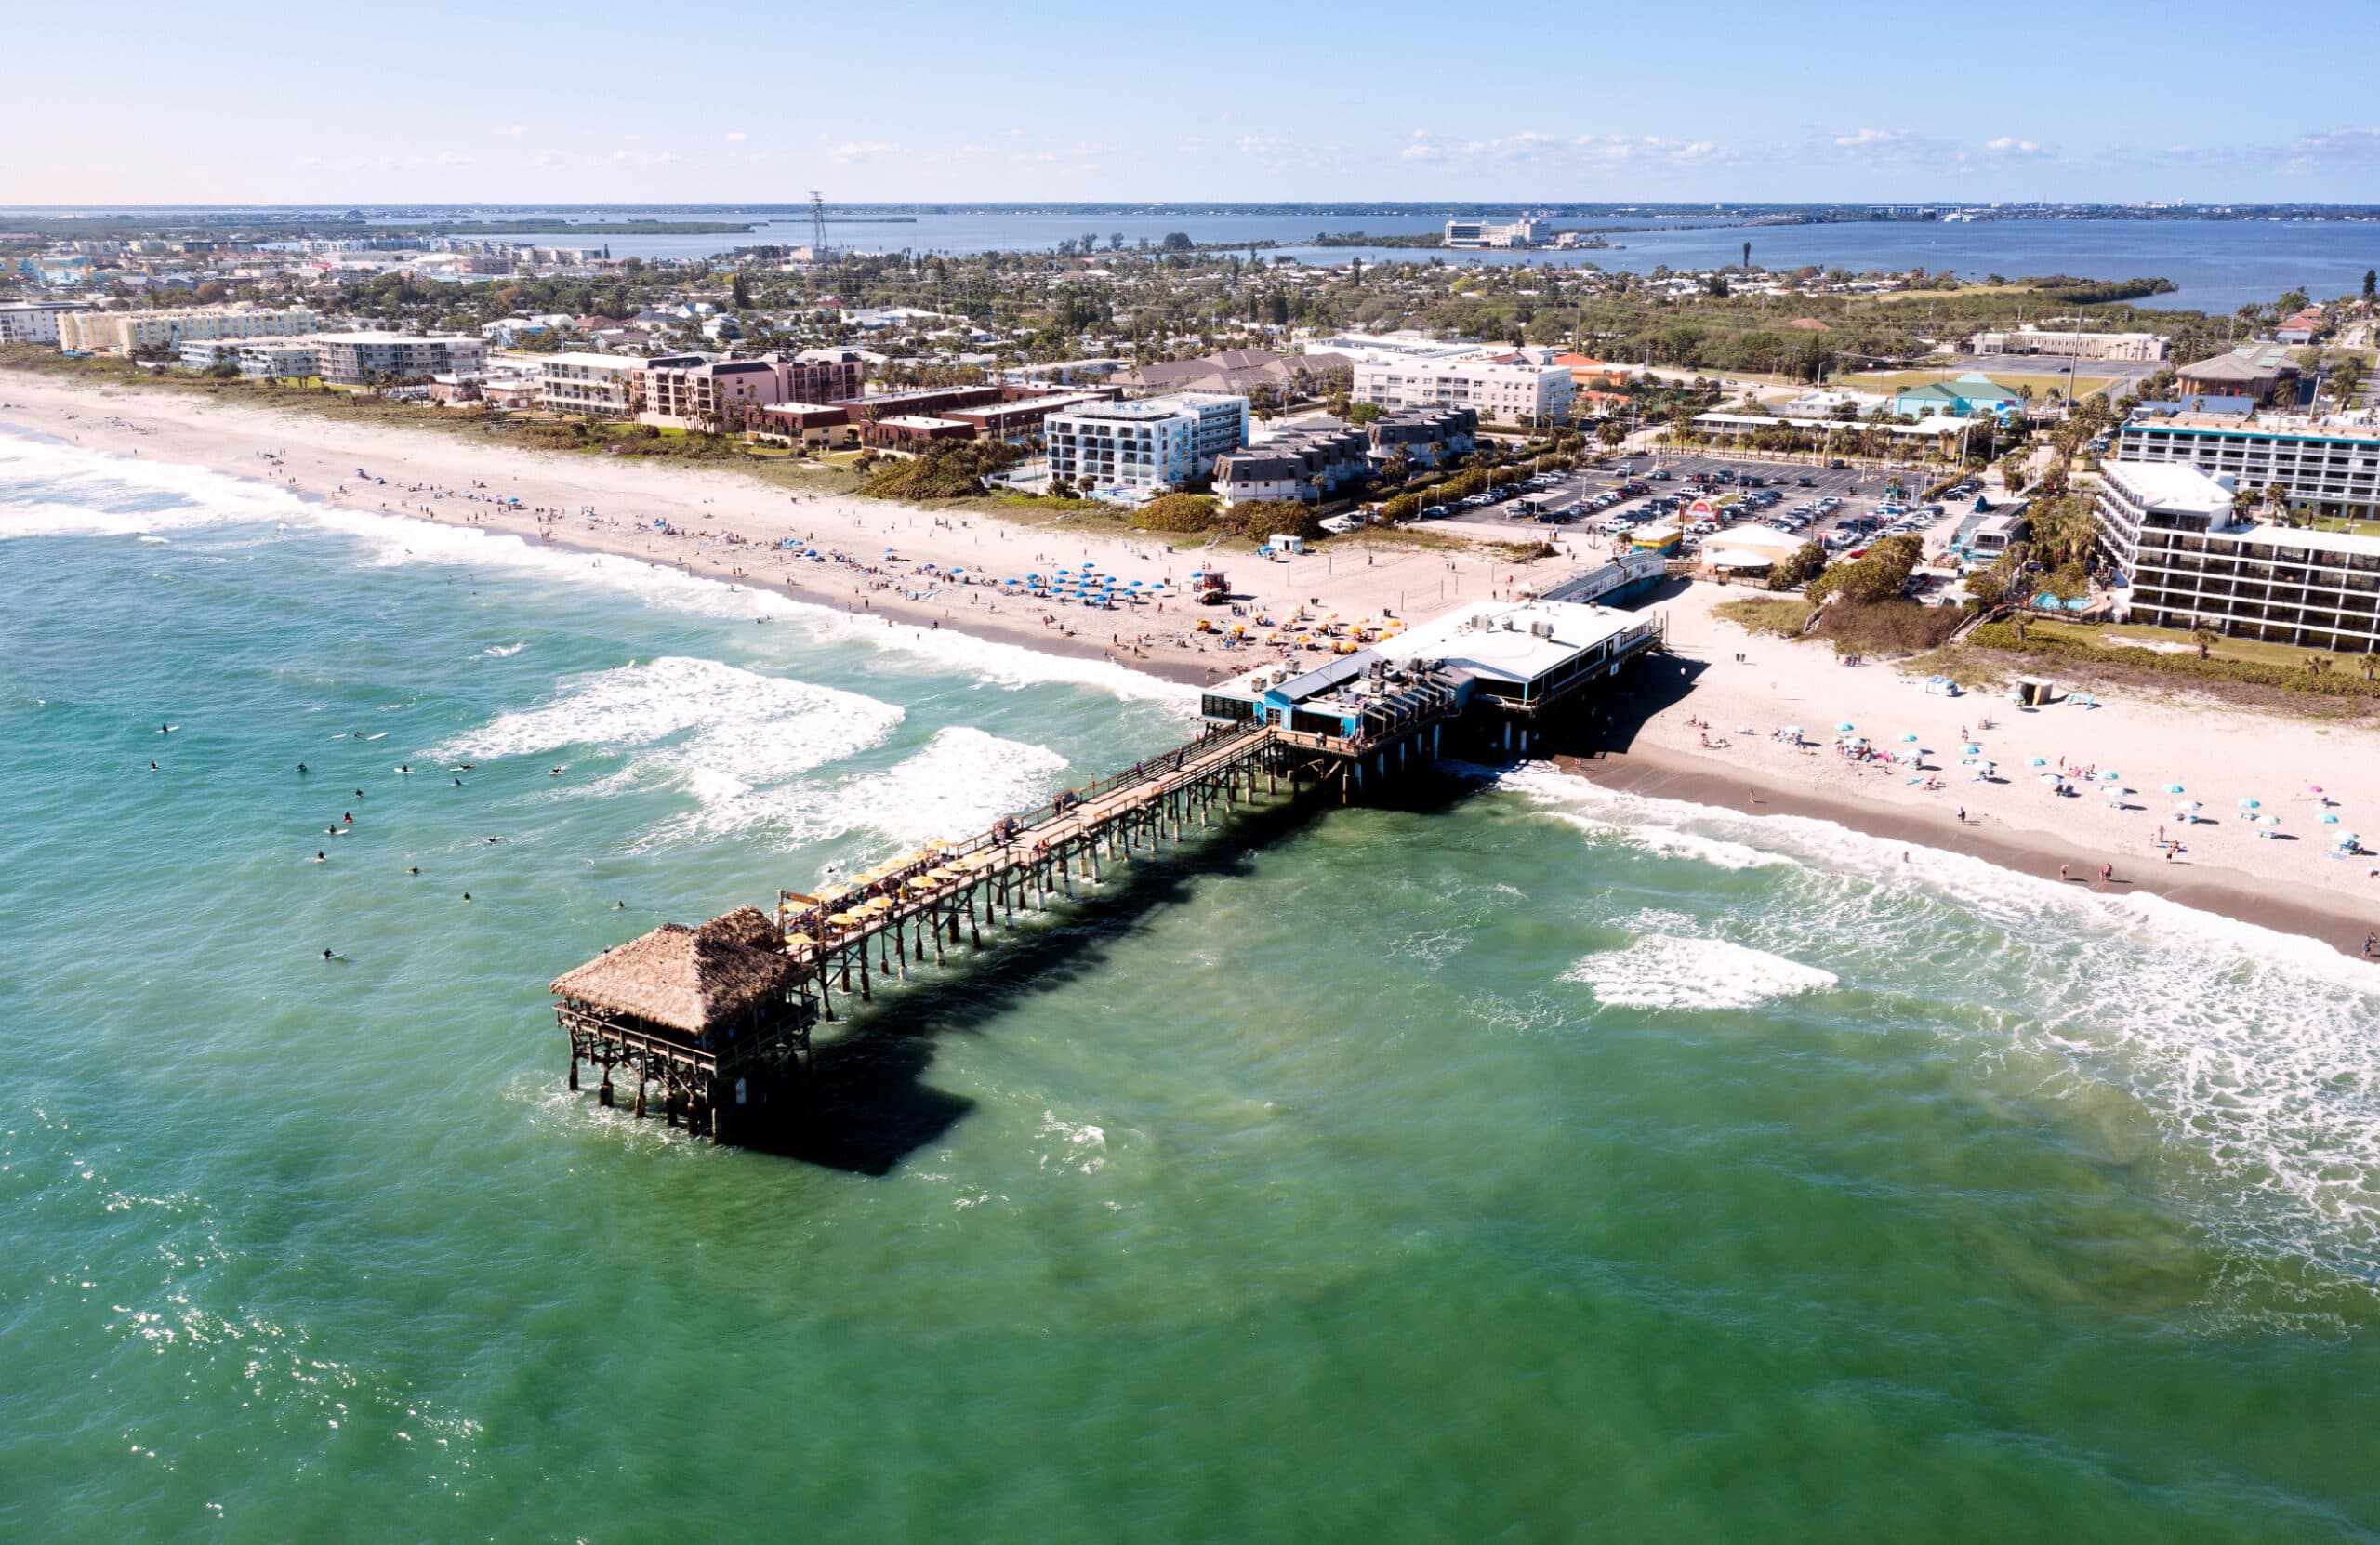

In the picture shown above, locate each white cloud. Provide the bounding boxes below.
[723,130,747,143]
[494,124,528,138]
[1400,131,1440,162]
[1833,127,1900,148]
[1983,136,2043,155]
[1238,134,1289,157]
[827,140,899,164]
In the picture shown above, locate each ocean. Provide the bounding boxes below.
[410,206,2380,313]
[5,430,2380,1541]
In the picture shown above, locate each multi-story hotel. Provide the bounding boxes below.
[2113,412,2380,524]
[311,332,487,387]
[2096,460,2380,654]
[637,350,868,431]
[1352,350,1573,425]
[56,304,318,356]
[1043,392,1250,500]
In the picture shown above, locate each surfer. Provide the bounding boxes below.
[298,762,308,774]
[150,761,158,772]
[322,949,336,961]
[407,865,419,876]
[453,777,463,787]
[312,851,326,863]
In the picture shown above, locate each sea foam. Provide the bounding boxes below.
[1508,758,2380,1290]
[1564,934,1838,1010]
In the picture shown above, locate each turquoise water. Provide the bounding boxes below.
[6,432,2380,1541]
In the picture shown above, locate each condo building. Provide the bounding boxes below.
[539,351,666,416]
[311,332,487,387]
[2113,412,2380,523]
[2096,460,2380,654]
[1043,392,1250,500]
[56,304,319,356]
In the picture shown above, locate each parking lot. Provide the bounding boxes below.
[1430,452,1978,558]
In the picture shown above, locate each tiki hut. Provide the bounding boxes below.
[550,907,798,1051]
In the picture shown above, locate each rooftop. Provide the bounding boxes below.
[2103,460,2235,517]
[1372,599,1646,690]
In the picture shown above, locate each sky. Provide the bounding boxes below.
[7,0,2379,207]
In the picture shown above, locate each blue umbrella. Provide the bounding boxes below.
[2098,771,2120,782]
[2163,783,2185,794]
[2321,813,2341,825]
[1836,721,1855,733]
[2237,797,2260,809]
[1963,744,1981,756]
[1899,733,1918,744]
[2028,757,2047,767]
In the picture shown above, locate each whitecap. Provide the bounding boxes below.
[1564,934,1838,1010]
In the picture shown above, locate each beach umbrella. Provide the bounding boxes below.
[1899,733,1918,743]
[2308,784,2324,794]
[2038,772,2060,786]
[2335,832,2359,846]
[2098,771,2120,782]
[1963,744,1981,756]
[2176,799,2202,811]
[2237,797,2261,810]
[1836,721,1855,733]
[2028,757,2047,767]
[2259,814,2281,827]
[2321,812,2341,825]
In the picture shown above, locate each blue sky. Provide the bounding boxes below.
[7,1,2377,205]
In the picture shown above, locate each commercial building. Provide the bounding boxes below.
[2095,460,2380,654]
[2113,411,2380,523]
[56,304,318,356]
[1197,598,1662,758]
[1043,392,1250,500]
[1967,327,2167,362]
[1213,419,1372,506]
[2175,342,2301,406]
[539,351,666,416]
[1890,373,2022,420]
[0,299,86,344]
[312,332,487,388]
[1444,217,1550,249]
[1353,350,1572,424]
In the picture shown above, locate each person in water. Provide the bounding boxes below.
[322,949,335,961]
[313,851,326,863]
[298,763,308,774]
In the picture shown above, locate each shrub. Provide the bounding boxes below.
[1233,500,1324,542]
[1133,493,1220,533]
[1812,601,1964,655]
[1379,493,1421,522]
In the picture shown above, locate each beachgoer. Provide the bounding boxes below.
[2058,863,2070,882]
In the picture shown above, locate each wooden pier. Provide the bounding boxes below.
[549,597,1666,1144]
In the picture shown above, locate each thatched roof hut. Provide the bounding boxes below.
[550,908,795,1042]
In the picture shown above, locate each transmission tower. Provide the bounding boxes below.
[809,191,826,260]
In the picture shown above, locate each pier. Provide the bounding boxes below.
[550,596,1664,1143]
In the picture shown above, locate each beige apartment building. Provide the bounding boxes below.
[538,352,656,416]
[56,305,318,356]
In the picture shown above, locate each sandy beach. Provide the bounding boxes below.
[0,372,1569,688]
[1580,578,2380,949]
[8,367,2379,951]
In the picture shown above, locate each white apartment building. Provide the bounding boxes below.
[1303,331,1484,367]
[56,305,319,356]
[2115,413,2380,523]
[539,352,650,416]
[2096,460,2380,654]
[1044,392,1250,501]
[178,338,322,380]
[311,332,487,387]
[0,300,86,344]
[1968,327,2168,362]
[1354,352,1573,424]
